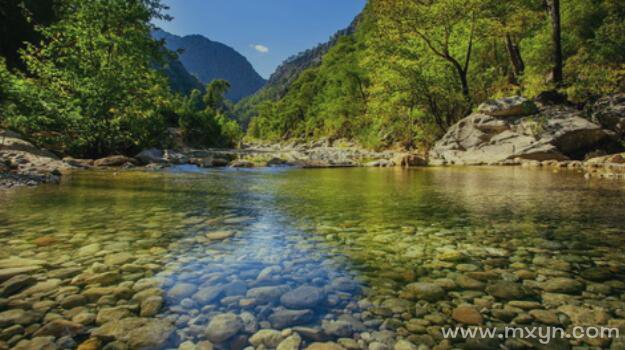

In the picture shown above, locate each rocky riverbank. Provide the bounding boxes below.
[0,129,426,190]
[429,94,625,166]
[0,130,71,190]
[3,93,625,190]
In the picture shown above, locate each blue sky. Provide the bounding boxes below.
[154,0,366,79]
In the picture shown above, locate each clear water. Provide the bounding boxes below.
[1,166,625,349]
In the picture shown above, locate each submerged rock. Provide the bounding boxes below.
[485,282,530,300]
[249,329,284,347]
[280,286,325,309]
[452,305,483,325]
[268,309,314,329]
[91,317,174,348]
[205,313,244,343]
[399,282,445,302]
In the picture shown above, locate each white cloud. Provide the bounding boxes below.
[252,44,269,53]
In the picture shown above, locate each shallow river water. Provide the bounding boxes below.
[1,166,625,350]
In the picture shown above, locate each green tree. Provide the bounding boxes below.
[203,79,231,113]
[372,0,485,111]
[6,0,173,157]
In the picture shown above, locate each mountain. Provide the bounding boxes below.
[265,18,358,100]
[153,29,266,102]
[159,56,204,96]
[234,17,359,128]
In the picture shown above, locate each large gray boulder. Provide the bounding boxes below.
[430,98,616,165]
[135,148,165,164]
[94,155,137,167]
[591,93,625,137]
[205,313,244,343]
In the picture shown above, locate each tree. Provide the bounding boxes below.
[372,0,483,111]
[7,0,173,157]
[547,0,564,84]
[0,0,60,70]
[203,79,231,113]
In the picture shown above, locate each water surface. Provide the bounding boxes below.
[1,167,624,349]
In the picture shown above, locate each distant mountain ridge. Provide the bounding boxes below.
[153,29,266,102]
[233,16,359,127]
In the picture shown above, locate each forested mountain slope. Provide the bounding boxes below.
[153,29,266,102]
[244,0,625,150]
[234,17,359,128]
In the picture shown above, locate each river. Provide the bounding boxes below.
[1,166,624,349]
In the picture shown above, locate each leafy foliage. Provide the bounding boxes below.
[243,0,625,150]
[0,0,241,157]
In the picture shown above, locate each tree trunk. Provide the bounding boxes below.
[505,33,525,83]
[450,60,472,113]
[548,0,563,84]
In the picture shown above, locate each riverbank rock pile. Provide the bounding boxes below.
[0,130,71,189]
[429,95,624,165]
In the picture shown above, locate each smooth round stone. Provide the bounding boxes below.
[205,313,243,343]
[167,283,197,301]
[540,278,584,294]
[249,329,284,347]
[268,309,314,329]
[451,305,483,325]
[580,267,613,282]
[456,264,479,272]
[485,282,530,300]
[399,283,444,302]
[280,286,324,309]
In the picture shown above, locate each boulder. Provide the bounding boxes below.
[0,274,36,297]
[430,98,616,165]
[477,96,538,117]
[485,281,531,300]
[135,149,165,164]
[392,154,427,167]
[33,319,84,337]
[249,329,285,347]
[246,285,290,304]
[140,296,163,317]
[62,157,94,168]
[591,93,625,137]
[268,309,314,329]
[399,282,445,302]
[540,278,584,294]
[12,337,57,350]
[163,149,188,164]
[557,305,609,326]
[0,308,40,327]
[230,160,255,168]
[451,305,483,325]
[91,317,174,349]
[94,155,137,167]
[280,286,325,309]
[205,313,244,343]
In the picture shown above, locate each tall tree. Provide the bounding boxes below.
[203,79,231,113]
[547,0,563,84]
[10,0,173,157]
[372,0,483,112]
